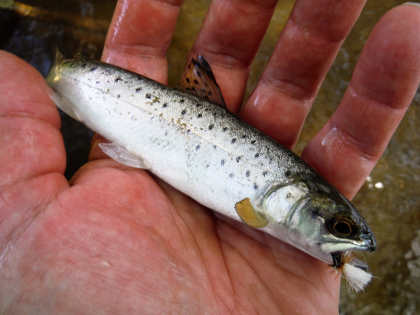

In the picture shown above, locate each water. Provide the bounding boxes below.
[1,0,419,313]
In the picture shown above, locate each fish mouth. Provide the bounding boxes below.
[329,233,376,268]
[320,232,376,256]
[361,231,376,252]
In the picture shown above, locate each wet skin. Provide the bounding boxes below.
[1,1,420,314]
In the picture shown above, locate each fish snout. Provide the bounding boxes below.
[361,232,376,252]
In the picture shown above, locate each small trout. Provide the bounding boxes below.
[47,57,376,291]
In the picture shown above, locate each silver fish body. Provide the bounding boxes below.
[47,59,376,266]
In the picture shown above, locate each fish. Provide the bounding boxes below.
[46,55,376,291]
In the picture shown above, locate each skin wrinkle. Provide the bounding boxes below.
[289,12,346,46]
[159,185,237,314]
[219,223,337,314]
[212,225,237,314]
[219,225,285,312]
[0,98,60,127]
[194,48,249,71]
[0,131,65,189]
[193,0,276,68]
[104,42,168,60]
[155,186,219,312]
[326,122,380,162]
[221,240,280,315]
[259,75,316,103]
[261,31,338,101]
[229,0,276,17]
[0,189,50,270]
[231,0,278,11]
[290,2,364,43]
[348,84,406,111]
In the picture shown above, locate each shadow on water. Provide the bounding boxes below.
[1,0,419,314]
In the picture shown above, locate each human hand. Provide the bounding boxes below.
[1,1,420,314]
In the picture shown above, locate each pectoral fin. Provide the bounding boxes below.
[180,55,226,107]
[99,142,150,169]
[235,198,269,228]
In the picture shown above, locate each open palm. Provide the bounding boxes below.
[1,1,420,314]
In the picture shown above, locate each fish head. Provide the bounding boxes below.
[301,188,376,258]
[262,177,376,265]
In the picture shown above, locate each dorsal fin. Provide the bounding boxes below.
[180,55,226,107]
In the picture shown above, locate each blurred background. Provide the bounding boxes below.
[0,0,419,314]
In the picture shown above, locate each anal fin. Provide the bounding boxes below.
[180,55,226,107]
[235,198,269,228]
[99,142,150,169]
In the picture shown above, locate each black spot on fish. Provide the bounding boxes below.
[96,81,100,84]
[81,63,87,68]
[197,113,202,118]
[285,170,291,177]
[231,138,237,144]
[162,103,168,108]
[181,109,187,115]
[251,140,256,144]
[90,66,98,71]
[246,170,250,177]
[221,159,225,166]
[229,173,234,178]
[164,131,168,136]
[117,94,121,98]
[187,129,191,133]
[180,99,185,103]
[222,127,228,132]
[236,156,241,163]
[115,77,122,82]
[186,78,190,83]
[146,93,151,99]
[206,164,210,168]
[193,79,199,85]
[262,171,268,177]
[255,153,260,158]
[208,124,214,130]
[196,145,200,151]
[196,103,201,107]
[241,134,247,139]
[135,87,142,93]
[254,183,258,190]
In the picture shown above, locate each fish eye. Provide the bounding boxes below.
[329,218,354,237]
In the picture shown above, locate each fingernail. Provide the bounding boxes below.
[404,2,420,8]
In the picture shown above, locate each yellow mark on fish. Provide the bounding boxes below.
[235,198,268,228]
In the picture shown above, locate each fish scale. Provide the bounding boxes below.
[47,58,376,291]
[56,60,304,212]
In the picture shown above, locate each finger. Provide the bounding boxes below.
[102,0,183,84]
[91,0,183,161]
[188,0,278,112]
[302,4,420,199]
[0,51,66,187]
[241,0,366,147]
